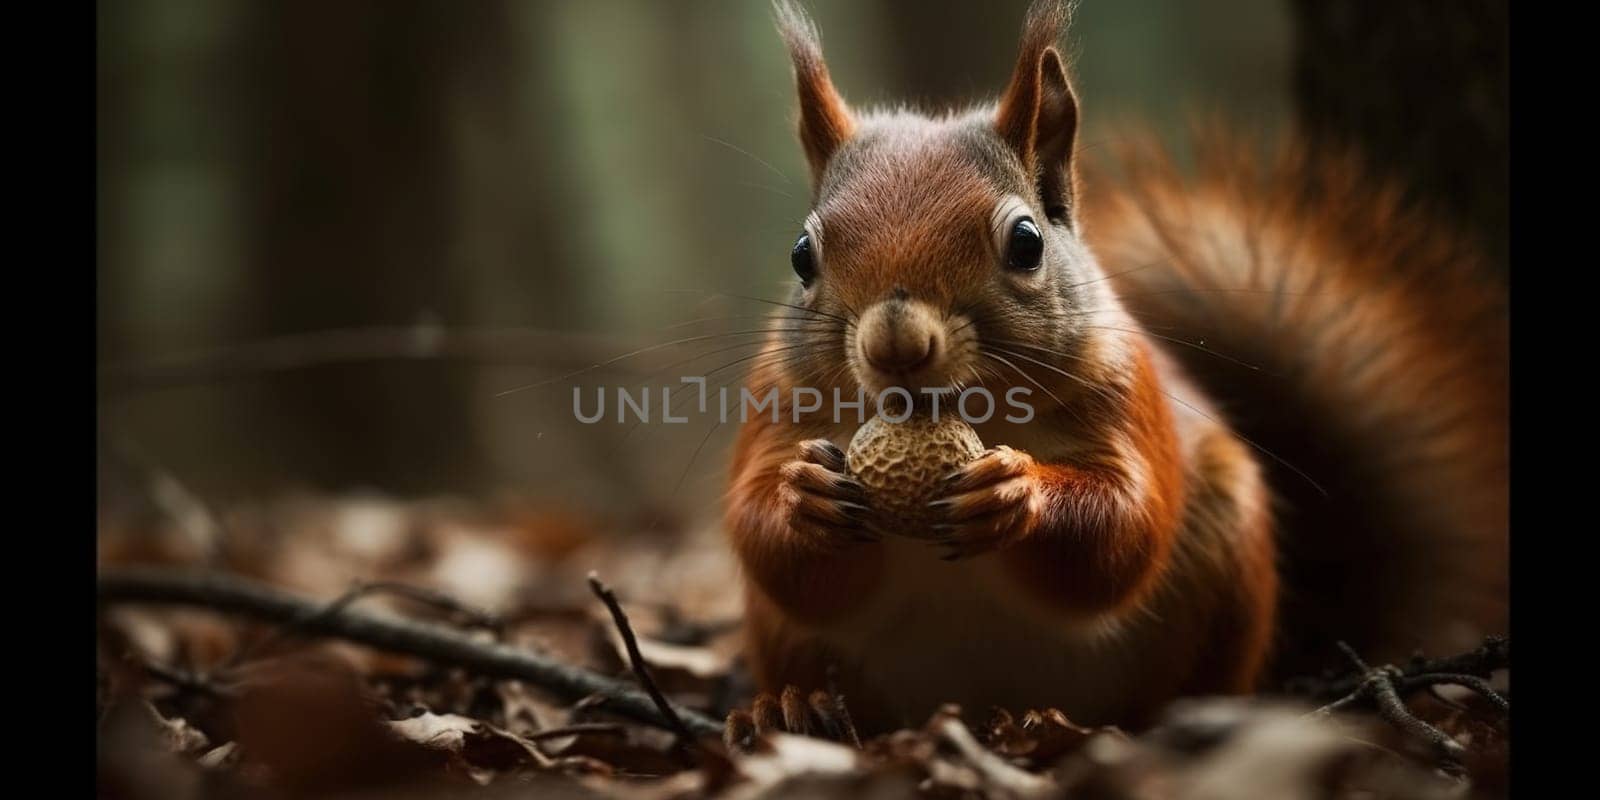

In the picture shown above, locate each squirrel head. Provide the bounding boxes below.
[771,1,1117,403]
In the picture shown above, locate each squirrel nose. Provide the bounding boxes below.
[859,298,942,374]
[864,329,936,373]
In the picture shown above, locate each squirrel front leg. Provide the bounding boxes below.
[931,356,1187,616]
[725,420,886,625]
[932,443,1182,615]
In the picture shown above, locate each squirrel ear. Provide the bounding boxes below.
[995,2,1080,223]
[774,1,855,183]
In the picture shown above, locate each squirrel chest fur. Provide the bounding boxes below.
[722,0,1507,735]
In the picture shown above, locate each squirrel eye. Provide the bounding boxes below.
[791,232,816,287]
[1005,218,1043,272]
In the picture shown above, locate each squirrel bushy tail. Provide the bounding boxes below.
[1084,131,1508,679]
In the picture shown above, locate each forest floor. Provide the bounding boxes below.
[96,491,1508,799]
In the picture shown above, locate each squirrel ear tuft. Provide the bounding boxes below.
[995,1,1080,223]
[774,1,855,184]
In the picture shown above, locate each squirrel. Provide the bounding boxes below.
[722,0,1508,737]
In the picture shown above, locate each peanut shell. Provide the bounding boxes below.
[846,413,984,539]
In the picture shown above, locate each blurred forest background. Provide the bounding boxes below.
[97,0,1505,532]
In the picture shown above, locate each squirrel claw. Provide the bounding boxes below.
[723,685,862,754]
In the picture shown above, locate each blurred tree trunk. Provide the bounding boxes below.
[871,0,1023,106]
[1289,0,1508,276]
[234,1,523,494]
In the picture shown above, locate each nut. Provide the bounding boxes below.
[846,413,984,539]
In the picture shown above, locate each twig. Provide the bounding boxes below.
[359,581,505,633]
[1406,674,1509,715]
[97,325,650,396]
[98,431,228,563]
[930,710,1056,799]
[97,567,723,738]
[227,578,505,667]
[1289,635,1509,701]
[524,722,629,741]
[142,660,228,699]
[586,571,700,745]
[1365,668,1466,764]
[1306,639,1509,769]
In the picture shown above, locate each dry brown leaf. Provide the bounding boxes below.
[730,732,862,797]
[139,700,211,755]
[96,491,1507,799]
[197,741,240,770]
[389,711,481,753]
[227,651,451,794]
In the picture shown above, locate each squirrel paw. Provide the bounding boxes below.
[778,439,880,552]
[723,685,862,754]
[928,446,1043,560]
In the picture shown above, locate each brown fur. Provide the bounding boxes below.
[774,0,856,182]
[1083,131,1508,676]
[1002,345,1185,617]
[994,0,1078,221]
[724,0,1505,732]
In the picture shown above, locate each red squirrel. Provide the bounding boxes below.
[722,0,1508,736]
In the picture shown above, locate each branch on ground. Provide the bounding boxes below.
[96,566,723,738]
